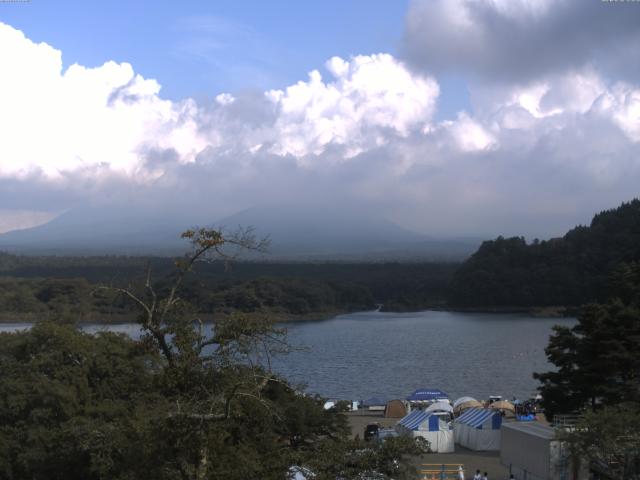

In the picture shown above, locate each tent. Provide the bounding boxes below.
[454,400,483,415]
[454,408,502,451]
[425,401,454,414]
[490,400,515,416]
[452,396,477,409]
[384,400,407,418]
[396,410,454,453]
[406,389,448,403]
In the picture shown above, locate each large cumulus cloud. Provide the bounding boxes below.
[1,15,639,238]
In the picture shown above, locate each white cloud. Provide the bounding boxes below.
[0,22,206,180]
[215,93,235,106]
[1,20,640,238]
[266,54,440,159]
[445,112,496,152]
[604,84,640,142]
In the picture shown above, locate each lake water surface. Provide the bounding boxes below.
[0,310,575,402]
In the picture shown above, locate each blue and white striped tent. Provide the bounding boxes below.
[396,410,454,452]
[454,408,502,451]
[456,408,502,429]
[398,410,440,431]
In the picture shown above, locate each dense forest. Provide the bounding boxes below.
[0,253,457,322]
[448,199,640,308]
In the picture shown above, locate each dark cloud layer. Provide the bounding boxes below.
[403,0,640,83]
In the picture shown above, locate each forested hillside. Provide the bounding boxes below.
[0,255,457,322]
[448,199,640,307]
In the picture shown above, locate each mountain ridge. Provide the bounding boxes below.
[0,205,479,260]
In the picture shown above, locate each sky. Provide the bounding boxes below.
[0,0,639,238]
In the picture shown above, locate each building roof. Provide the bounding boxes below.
[501,421,555,440]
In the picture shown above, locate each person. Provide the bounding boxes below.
[473,470,482,480]
[458,465,465,480]
[482,472,488,480]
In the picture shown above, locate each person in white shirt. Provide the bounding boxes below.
[482,473,488,480]
[473,470,482,480]
[458,465,465,480]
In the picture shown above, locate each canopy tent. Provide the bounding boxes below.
[454,399,483,415]
[384,400,407,418]
[454,408,502,451]
[396,411,454,453]
[406,389,448,403]
[425,401,454,414]
[453,396,478,409]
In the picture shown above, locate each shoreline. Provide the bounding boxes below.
[429,305,578,318]
[0,304,578,325]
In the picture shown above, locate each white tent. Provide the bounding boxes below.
[425,401,454,414]
[396,410,454,453]
[454,408,501,451]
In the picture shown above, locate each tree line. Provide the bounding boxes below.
[0,258,457,322]
[449,199,640,308]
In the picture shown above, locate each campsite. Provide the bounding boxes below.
[343,388,583,479]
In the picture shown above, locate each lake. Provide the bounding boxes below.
[0,310,575,403]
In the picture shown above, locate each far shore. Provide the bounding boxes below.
[430,305,578,318]
[0,304,578,325]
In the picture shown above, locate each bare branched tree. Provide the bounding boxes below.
[94,227,286,478]
[96,226,270,367]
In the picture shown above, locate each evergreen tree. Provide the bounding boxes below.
[535,262,640,420]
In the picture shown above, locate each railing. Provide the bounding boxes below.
[419,464,463,479]
[552,414,582,428]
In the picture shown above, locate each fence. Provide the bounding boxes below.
[419,463,463,479]
[552,414,582,428]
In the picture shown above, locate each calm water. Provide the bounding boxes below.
[0,310,575,402]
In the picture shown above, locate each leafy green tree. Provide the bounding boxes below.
[560,405,640,479]
[0,321,164,480]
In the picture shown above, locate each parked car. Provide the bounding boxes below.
[364,423,379,441]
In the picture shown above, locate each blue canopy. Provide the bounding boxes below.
[455,408,502,430]
[406,389,448,402]
[397,410,440,431]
